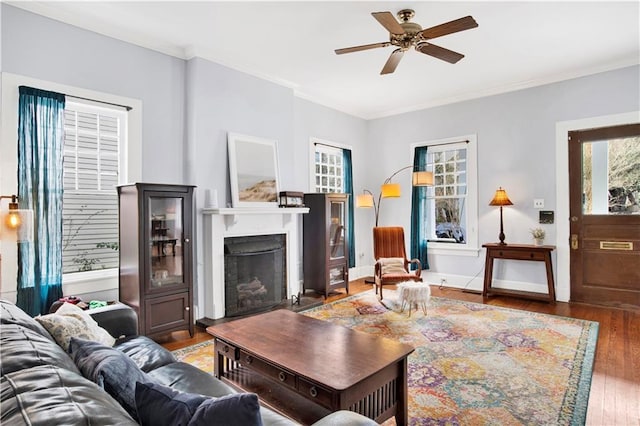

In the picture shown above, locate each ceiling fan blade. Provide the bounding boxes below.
[381,49,404,75]
[372,11,405,35]
[420,15,478,40]
[335,41,390,55]
[416,43,465,64]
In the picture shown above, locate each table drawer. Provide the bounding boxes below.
[216,340,239,361]
[492,249,546,261]
[298,377,334,409]
[239,350,296,390]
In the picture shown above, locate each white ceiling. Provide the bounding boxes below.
[8,1,640,119]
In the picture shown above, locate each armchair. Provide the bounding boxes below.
[373,226,422,300]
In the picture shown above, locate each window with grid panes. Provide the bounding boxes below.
[62,101,126,274]
[427,145,467,243]
[413,135,479,256]
[314,144,344,193]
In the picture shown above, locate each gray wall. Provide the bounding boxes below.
[366,65,639,290]
[1,4,638,308]
[1,5,186,184]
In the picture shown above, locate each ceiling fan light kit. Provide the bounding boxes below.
[335,9,478,74]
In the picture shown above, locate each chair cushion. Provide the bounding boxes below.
[378,257,407,274]
[135,381,262,426]
[35,302,115,351]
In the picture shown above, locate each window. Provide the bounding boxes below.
[314,144,343,193]
[62,101,127,273]
[412,135,478,256]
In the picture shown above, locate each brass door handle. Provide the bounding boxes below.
[571,234,579,250]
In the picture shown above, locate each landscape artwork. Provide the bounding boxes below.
[228,133,280,207]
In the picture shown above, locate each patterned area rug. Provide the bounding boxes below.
[174,291,598,425]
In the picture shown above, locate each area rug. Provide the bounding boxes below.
[173,291,598,426]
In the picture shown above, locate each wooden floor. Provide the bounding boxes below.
[159,279,640,426]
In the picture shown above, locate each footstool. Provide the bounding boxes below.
[396,281,431,317]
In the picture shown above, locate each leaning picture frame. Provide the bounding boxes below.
[227,132,280,208]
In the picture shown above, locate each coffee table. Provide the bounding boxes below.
[206,309,414,425]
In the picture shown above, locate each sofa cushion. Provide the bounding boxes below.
[35,302,115,351]
[147,362,237,397]
[135,381,262,426]
[1,365,136,425]
[115,335,177,372]
[0,300,52,339]
[68,337,150,420]
[0,323,80,376]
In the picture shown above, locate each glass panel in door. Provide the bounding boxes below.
[329,200,345,260]
[581,136,640,215]
[149,196,184,289]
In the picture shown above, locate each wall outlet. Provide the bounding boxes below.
[534,199,544,209]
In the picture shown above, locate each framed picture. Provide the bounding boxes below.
[228,132,280,208]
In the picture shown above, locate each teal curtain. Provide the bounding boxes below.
[342,149,355,268]
[410,146,429,270]
[17,86,66,316]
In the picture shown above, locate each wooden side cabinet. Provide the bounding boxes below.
[117,183,196,338]
[303,193,350,297]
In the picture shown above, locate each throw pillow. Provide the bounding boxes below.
[35,302,115,351]
[68,337,149,420]
[135,382,263,426]
[379,257,407,275]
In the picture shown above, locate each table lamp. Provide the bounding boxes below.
[489,187,513,245]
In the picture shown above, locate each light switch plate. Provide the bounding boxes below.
[533,199,544,209]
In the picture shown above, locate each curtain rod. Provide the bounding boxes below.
[66,94,132,111]
[426,140,470,148]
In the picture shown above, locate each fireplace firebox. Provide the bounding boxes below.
[224,234,286,317]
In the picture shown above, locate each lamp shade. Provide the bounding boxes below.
[381,183,401,198]
[356,193,374,208]
[2,209,33,242]
[489,187,513,206]
[412,171,433,186]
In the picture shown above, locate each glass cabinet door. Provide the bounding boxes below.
[148,196,185,289]
[329,200,345,260]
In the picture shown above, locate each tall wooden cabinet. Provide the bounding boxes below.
[117,183,195,338]
[303,193,349,297]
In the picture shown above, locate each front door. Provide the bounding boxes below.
[568,123,640,308]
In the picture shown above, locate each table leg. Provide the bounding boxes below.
[483,253,494,297]
[395,358,409,426]
[544,252,556,303]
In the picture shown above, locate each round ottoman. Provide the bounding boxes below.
[396,281,431,317]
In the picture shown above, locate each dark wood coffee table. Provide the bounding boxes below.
[206,309,414,425]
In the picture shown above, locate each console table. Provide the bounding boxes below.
[482,243,556,303]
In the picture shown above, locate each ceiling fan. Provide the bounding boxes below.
[335,9,478,75]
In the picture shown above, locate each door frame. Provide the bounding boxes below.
[555,111,640,302]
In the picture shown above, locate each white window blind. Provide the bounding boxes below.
[62,101,126,273]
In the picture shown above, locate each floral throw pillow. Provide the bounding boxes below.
[35,302,115,351]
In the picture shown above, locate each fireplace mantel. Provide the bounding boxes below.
[201,207,308,319]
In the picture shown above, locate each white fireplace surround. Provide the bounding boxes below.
[201,207,309,320]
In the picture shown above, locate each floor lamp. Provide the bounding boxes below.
[356,166,433,283]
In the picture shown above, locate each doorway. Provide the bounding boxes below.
[568,123,640,308]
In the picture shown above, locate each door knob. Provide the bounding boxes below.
[571,234,579,250]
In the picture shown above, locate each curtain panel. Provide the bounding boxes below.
[17,86,66,316]
[410,146,430,270]
[342,149,355,268]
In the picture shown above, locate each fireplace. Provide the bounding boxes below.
[224,234,286,317]
[201,207,308,320]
